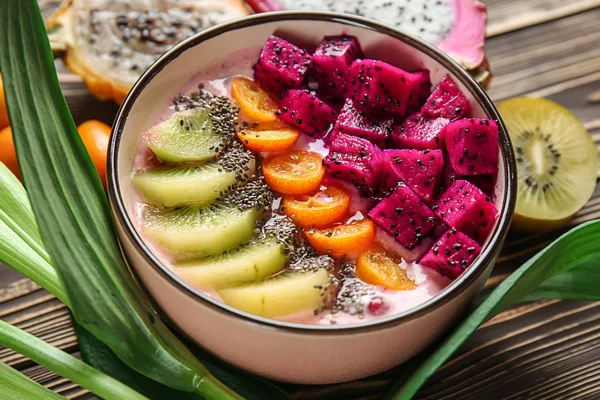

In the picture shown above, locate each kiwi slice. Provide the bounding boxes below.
[217,269,331,318]
[173,237,287,289]
[133,158,255,206]
[497,97,598,232]
[143,98,236,163]
[141,202,261,255]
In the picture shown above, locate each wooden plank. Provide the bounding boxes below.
[0,0,597,399]
[485,0,600,37]
[485,8,600,101]
[413,301,600,399]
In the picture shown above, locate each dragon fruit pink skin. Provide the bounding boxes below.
[437,0,488,70]
[422,75,471,120]
[446,118,499,175]
[278,89,336,137]
[380,149,445,203]
[433,180,498,244]
[347,59,423,116]
[334,99,392,148]
[253,35,312,94]
[421,229,481,279]
[246,0,488,73]
[392,113,450,150]
[323,132,382,194]
[313,35,362,100]
[369,183,442,249]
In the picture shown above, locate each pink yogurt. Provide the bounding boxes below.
[130,48,451,325]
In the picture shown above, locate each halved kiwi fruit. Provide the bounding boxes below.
[497,97,598,232]
[143,100,235,163]
[217,269,331,318]
[133,158,255,206]
[173,237,287,290]
[141,202,261,255]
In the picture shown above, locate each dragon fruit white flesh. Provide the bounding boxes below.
[246,0,488,71]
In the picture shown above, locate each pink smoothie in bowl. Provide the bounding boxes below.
[128,33,500,327]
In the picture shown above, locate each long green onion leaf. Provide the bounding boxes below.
[387,219,600,399]
[0,163,68,305]
[0,1,240,398]
[0,319,148,400]
[0,164,291,400]
[0,361,65,400]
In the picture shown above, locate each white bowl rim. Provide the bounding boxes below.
[108,10,517,334]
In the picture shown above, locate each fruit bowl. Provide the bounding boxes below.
[107,11,516,384]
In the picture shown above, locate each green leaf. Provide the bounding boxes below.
[0,163,291,400]
[0,319,147,400]
[76,322,291,400]
[386,220,600,399]
[73,322,201,400]
[0,361,65,400]
[0,1,239,398]
[0,163,68,305]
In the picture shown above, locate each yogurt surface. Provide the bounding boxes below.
[131,47,451,325]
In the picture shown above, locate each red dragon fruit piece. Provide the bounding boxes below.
[392,113,450,150]
[246,1,489,82]
[278,89,336,137]
[334,99,393,148]
[323,132,382,194]
[466,174,496,197]
[421,75,471,120]
[407,70,432,113]
[421,228,481,279]
[433,180,498,244]
[253,35,312,94]
[445,118,499,175]
[380,149,445,203]
[313,35,363,100]
[442,160,496,196]
[376,228,435,263]
[347,59,424,116]
[368,182,441,249]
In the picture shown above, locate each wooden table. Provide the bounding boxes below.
[3,0,600,398]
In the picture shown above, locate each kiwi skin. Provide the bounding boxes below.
[510,212,573,233]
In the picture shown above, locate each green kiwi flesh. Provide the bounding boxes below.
[132,159,255,206]
[143,107,228,163]
[497,97,598,231]
[217,269,331,318]
[173,237,287,289]
[141,203,261,255]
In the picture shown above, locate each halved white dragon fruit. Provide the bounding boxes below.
[245,0,490,86]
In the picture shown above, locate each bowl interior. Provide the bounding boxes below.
[110,12,514,331]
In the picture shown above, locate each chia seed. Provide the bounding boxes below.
[329,262,376,319]
[222,178,274,214]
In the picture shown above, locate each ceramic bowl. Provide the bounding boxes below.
[108,11,516,385]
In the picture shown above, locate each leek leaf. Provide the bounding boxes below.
[0,1,238,398]
[0,319,148,400]
[75,322,292,400]
[0,164,291,400]
[387,220,600,399]
[0,163,68,305]
[0,361,65,400]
